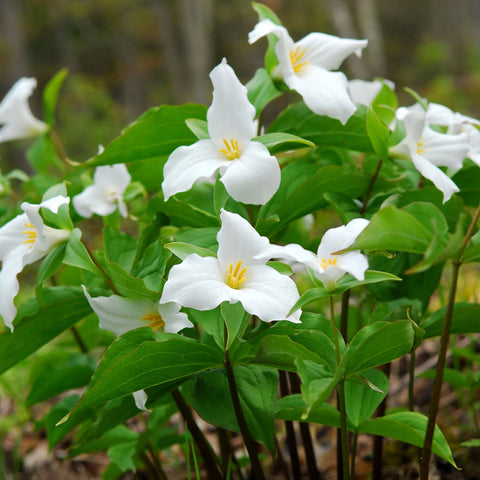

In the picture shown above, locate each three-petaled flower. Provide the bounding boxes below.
[160,209,301,323]
[0,77,48,143]
[162,59,280,205]
[0,195,71,330]
[248,19,368,124]
[73,164,131,218]
[264,218,370,292]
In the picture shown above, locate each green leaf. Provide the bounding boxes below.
[358,411,457,467]
[452,164,480,207]
[43,68,68,127]
[89,104,207,167]
[371,82,398,125]
[418,368,470,388]
[0,287,92,375]
[104,228,137,271]
[38,243,66,283]
[254,132,314,153]
[108,441,138,473]
[366,105,390,160]
[165,242,216,260]
[246,68,282,115]
[185,118,209,140]
[188,308,224,350]
[268,103,374,153]
[421,302,480,338]
[64,228,103,276]
[222,302,249,350]
[350,206,433,254]
[345,321,415,375]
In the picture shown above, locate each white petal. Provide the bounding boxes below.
[207,59,256,150]
[0,77,47,142]
[0,253,25,330]
[248,19,291,45]
[219,141,280,205]
[73,184,115,218]
[132,390,149,411]
[217,210,271,268]
[317,220,367,258]
[336,251,369,280]
[162,139,229,200]
[0,213,30,260]
[94,164,131,191]
[261,243,319,271]
[315,266,346,291]
[411,152,459,203]
[233,264,300,323]
[160,255,233,310]
[421,128,469,171]
[157,302,193,333]
[348,79,391,106]
[426,103,457,126]
[286,67,356,124]
[296,32,367,70]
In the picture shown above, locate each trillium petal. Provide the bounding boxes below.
[233,264,300,322]
[132,390,149,411]
[315,266,346,292]
[158,302,193,333]
[217,210,271,268]
[411,152,459,203]
[421,128,469,172]
[0,253,25,330]
[248,19,291,46]
[220,141,280,205]
[162,139,229,201]
[0,213,30,260]
[286,66,356,124]
[317,220,367,259]
[297,32,367,70]
[160,254,233,311]
[73,184,116,218]
[261,243,319,271]
[207,59,256,150]
[336,251,369,280]
[348,79,394,106]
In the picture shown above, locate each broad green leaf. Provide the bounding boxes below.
[89,104,207,167]
[418,368,470,388]
[165,242,216,260]
[452,164,480,207]
[0,287,92,375]
[371,82,398,125]
[268,103,374,153]
[254,132,315,153]
[185,118,209,139]
[38,243,66,283]
[104,228,137,271]
[324,191,361,223]
[350,206,433,254]
[246,68,282,115]
[222,302,249,350]
[345,369,389,427]
[193,366,278,452]
[27,135,62,173]
[43,68,68,127]
[421,302,480,338]
[64,228,103,277]
[173,226,219,251]
[71,333,224,412]
[366,105,389,160]
[358,411,457,467]
[188,308,224,350]
[345,321,415,375]
[108,441,138,473]
[214,174,230,215]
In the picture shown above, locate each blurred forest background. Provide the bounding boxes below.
[2,0,480,167]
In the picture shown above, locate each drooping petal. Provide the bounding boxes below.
[315,265,346,292]
[216,210,271,268]
[162,139,230,201]
[73,184,116,218]
[348,79,394,106]
[0,253,25,330]
[207,59,256,151]
[296,32,367,71]
[157,302,193,333]
[232,264,300,322]
[248,19,291,46]
[421,128,469,172]
[219,141,280,205]
[317,220,368,259]
[336,251,369,280]
[426,102,457,126]
[259,242,319,271]
[132,390,149,411]
[0,213,31,260]
[286,66,357,124]
[160,254,233,311]
[411,152,459,203]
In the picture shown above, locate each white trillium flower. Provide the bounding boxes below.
[73,164,131,218]
[0,77,48,143]
[82,287,193,336]
[0,195,71,331]
[162,59,280,205]
[390,104,470,203]
[248,19,368,124]
[264,218,370,292]
[160,209,301,323]
[348,79,395,107]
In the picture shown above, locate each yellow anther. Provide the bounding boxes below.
[226,260,247,289]
[416,136,426,154]
[142,313,165,331]
[289,46,309,73]
[220,138,241,160]
[320,257,336,270]
[22,223,37,247]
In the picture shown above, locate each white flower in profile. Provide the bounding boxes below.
[160,209,301,323]
[248,19,367,124]
[0,77,48,143]
[390,103,470,203]
[73,164,131,218]
[348,79,395,107]
[0,195,71,331]
[82,286,193,336]
[264,218,370,292]
[162,59,280,205]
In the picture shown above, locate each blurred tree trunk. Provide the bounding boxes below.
[0,0,29,82]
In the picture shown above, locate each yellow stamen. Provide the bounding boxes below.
[416,135,426,154]
[219,138,241,160]
[289,45,309,73]
[22,223,37,247]
[320,257,336,270]
[226,260,247,289]
[142,313,165,331]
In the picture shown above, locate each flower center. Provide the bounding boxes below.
[416,136,426,155]
[22,222,37,248]
[226,260,247,289]
[142,312,165,331]
[220,138,241,160]
[320,257,336,271]
[289,46,309,73]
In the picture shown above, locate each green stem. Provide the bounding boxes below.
[360,158,383,215]
[49,129,69,164]
[329,297,349,480]
[224,350,266,480]
[70,325,88,353]
[350,432,358,480]
[372,363,390,480]
[171,389,223,480]
[340,290,350,341]
[408,349,416,411]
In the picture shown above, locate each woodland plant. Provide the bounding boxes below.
[1,3,480,480]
